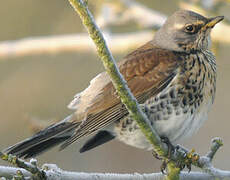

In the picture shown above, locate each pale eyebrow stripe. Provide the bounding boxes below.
[174,23,184,29]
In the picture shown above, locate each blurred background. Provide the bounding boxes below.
[0,0,230,174]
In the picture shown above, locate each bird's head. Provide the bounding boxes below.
[153,10,224,53]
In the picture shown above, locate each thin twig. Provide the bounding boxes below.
[206,137,223,161]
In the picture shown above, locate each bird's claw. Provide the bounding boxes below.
[152,139,200,174]
[175,148,199,172]
[185,149,199,172]
[160,159,169,174]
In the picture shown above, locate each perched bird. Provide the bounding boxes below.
[4,10,224,158]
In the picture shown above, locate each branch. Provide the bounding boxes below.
[1,138,228,179]
[1,163,230,180]
[0,152,46,179]
[0,166,31,179]
[96,0,166,29]
[0,164,225,180]
[0,31,153,59]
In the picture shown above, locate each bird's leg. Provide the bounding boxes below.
[151,136,200,173]
[152,137,175,159]
[151,136,174,160]
[160,136,176,173]
[160,136,175,159]
[151,136,175,174]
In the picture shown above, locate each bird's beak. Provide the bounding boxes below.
[205,16,224,28]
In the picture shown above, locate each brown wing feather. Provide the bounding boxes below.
[61,41,182,149]
[85,41,179,113]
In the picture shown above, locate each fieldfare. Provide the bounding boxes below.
[4,10,224,158]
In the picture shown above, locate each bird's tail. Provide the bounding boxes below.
[3,115,79,159]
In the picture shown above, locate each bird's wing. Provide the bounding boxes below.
[60,41,182,149]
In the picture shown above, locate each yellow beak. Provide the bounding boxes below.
[205,16,224,28]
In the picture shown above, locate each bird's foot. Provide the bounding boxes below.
[152,150,169,174]
[151,136,176,174]
[160,159,170,174]
[174,146,200,172]
[152,138,199,174]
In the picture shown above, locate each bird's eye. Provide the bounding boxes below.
[185,24,196,33]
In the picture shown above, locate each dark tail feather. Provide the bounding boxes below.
[4,115,79,159]
[79,130,115,153]
[18,136,70,159]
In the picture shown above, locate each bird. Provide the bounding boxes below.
[4,10,224,159]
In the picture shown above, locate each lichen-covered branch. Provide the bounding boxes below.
[0,152,46,179]
[1,162,230,180]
